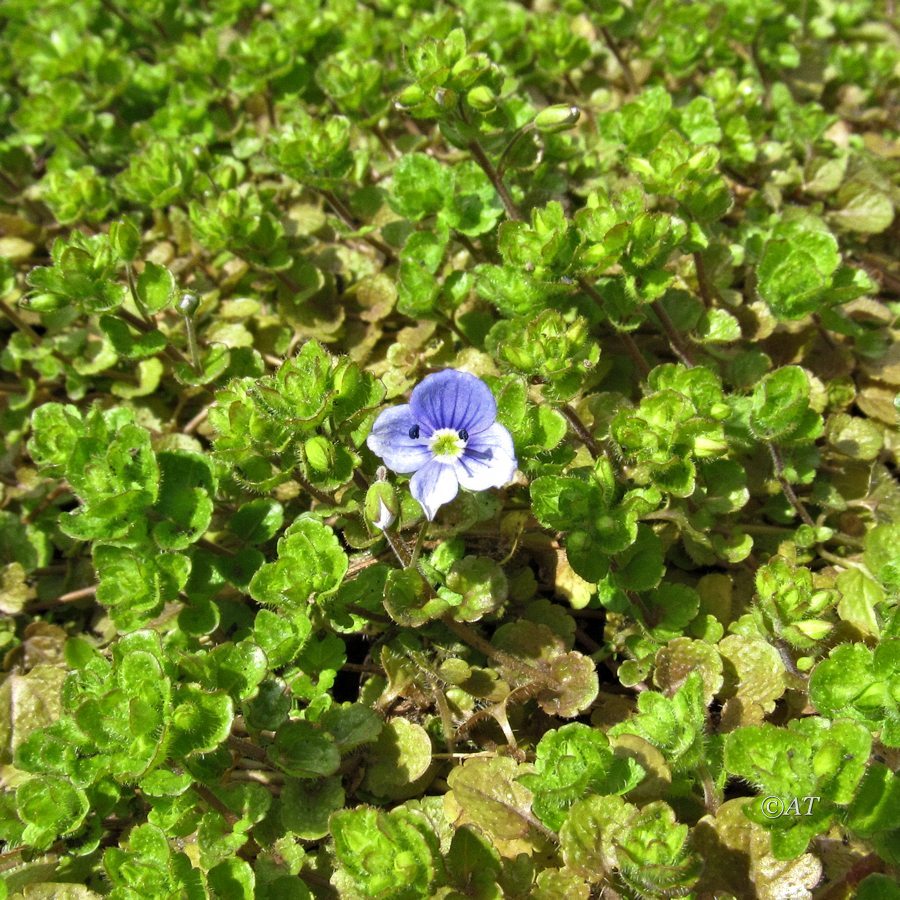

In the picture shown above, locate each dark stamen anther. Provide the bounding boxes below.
[408,424,420,439]
[459,428,469,441]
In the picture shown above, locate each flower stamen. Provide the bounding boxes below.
[430,427,467,460]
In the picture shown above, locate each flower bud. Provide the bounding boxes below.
[432,87,457,109]
[792,619,833,641]
[466,85,496,112]
[365,481,398,532]
[693,433,728,457]
[304,435,335,473]
[394,84,426,110]
[451,54,489,82]
[533,104,581,134]
[178,292,200,317]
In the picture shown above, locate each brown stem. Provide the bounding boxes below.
[650,300,696,367]
[766,442,815,527]
[318,188,396,261]
[693,251,714,307]
[576,278,652,377]
[600,26,638,93]
[116,308,198,372]
[466,139,521,221]
[28,584,98,612]
[439,614,544,680]
[344,603,392,625]
[560,404,602,458]
[0,298,41,344]
[227,734,270,765]
[296,472,336,507]
[194,783,238,825]
[183,406,210,435]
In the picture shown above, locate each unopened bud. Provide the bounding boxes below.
[178,292,200,317]
[533,104,581,133]
[394,84,426,111]
[304,435,335,473]
[793,619,832,641]
[693,434,728,457]
[432,87,457,109]
[365,481,398,532]
[466,85,496,112]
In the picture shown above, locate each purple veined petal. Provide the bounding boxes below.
[455,422,518,492]
[410,369,497,436]
[410,459,460,520]
[366,404,432,474]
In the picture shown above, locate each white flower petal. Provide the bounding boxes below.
[366,404,432,474]
[410,460,459,520]
[455,422,518,491]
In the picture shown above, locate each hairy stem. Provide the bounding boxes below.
[766,442,815,527]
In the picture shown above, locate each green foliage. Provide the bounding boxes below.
[1,0,898,895]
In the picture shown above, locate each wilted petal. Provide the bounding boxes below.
[410,459,460,520]
[410,370,497,436]
[455,422,518,491]
[366,404,431,473]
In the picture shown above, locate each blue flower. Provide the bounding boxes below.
[366,369,518,520]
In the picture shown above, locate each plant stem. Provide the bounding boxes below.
[0,298,41,344]
[467,139,521,220]
[408,521,428,568]
[600,25,638,93]
[766,442,815,527]
[183,315,201,374]
[693,251,714,307]
[576,277,652,377]
[227,734,269,765]
[560,403,602,458]
[117,308,199,373]
[439,614,544,680]
[318,188,396,261]
[124,262,151,322]
[295,472,338,507]
[496,123,535,179]
[650,300,696,367]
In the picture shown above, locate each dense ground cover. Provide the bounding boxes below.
[1,0,899,897]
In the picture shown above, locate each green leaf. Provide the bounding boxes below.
[320,703,383,753]
[446,556,508,623]
[207,858,255,899]
[268,720,340,778]
[389,153,452,220]
[228,499,284,545]
[608,672,707,771]
[281,775,345,839]
[383,568,449,627]
[445,757,537,843]
[756,220,840,319]
[749,366,819,442]
[249,517,348,609]
[519,723,644,831]
[362,718,433,799]
[16,776,89,849]
[136,262,176,313]
[808,642,900,745]
[830,181,895,234]
[446,824,503,899]
[169,686,234,758]
[330,806,439,900]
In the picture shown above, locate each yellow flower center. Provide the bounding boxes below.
[430,428,467,460]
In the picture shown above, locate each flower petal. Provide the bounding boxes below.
[410,460,459,520]
[456,422,518,491]
[366,404,431,474]
[410,369,497,436]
